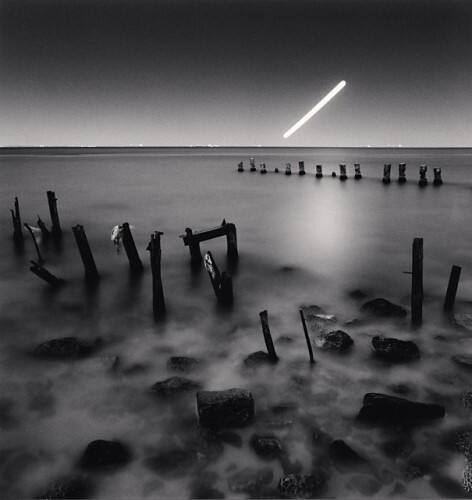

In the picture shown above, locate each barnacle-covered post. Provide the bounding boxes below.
[398,163,407,183]
[47,191,62,239]
[354,163,362,180]
[121,222,143,272]
[298,161,305,176]
[382,164,391,184]
[72,224,99,283]
[433,167,443,186]
[418,165,428,187]
[260,163,267,174]
[259,310,278,362]
[285,163,292,176]
[204,251,233,304]
[315,165,323,178]
[10,196,23,246]
[249,158,257,172]
[37,215,50,240]
[147,231,166,319]
[24,223,43,262]
[339,164,347,180]
[237,161,244,172]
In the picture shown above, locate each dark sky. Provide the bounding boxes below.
[1,0,471,146]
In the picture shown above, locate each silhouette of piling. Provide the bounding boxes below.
[204,251,233,305]
[331,171,337,177]
[411,237,423,326]
[47,191,62,239]
[259,310,278,362]
[382,164,391,184]
[433,168,443,186]
[147,231,166,319]
[250,158,256,172]
[316,165,323,178]
[354,163,362,180]
[274,167,279,173]
[30,260,62,287]
[444,265,461,311]
[237,161,244,172]
[298,161,305,175]
[37,215,50,240]
[418,165,428,187]
[11,197,23,246]
[121,222,143,272]
[285,163,292,176]
[24,223,43,262]
[72,225,99,283]
[398,163,407,183]
[339,164,347,180]
[299,309,315,364]
[260,163,267,174]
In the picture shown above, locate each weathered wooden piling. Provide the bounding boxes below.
[444,265,461,311]
[260,163,267,174]
[259,310,278,362]
[331,171,337,177]
[30,260,62,287]
[382,164,391,184]
[354,163,362,180]
[316,165,323,178]
[72,225,99,283]
[418,165,428,187]
[10,197,23,245]
[433,167,443,186]
[237,161,244,172]
[47,191,62,238]
[147,231,166,319]
[339,164,347,180]
[37,215,51,240]
[398,163,407,183]
[299,309,315,364]
[411,237,423,326]
[24,223,43,262]
[250,158,257,172]
[121,222,143,272]
[274,167,279,173]
[204,251,233,304]
[298,161,306,175]
[285,163,292,176]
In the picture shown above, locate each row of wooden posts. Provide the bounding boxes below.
[10,193,238,320]
[238,159,443,186]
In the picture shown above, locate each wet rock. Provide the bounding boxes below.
[316,330,353,351]
[228,467,274,496]
[34,337,102,360]
[349,289,368,300]
[36,474,93,499]
[151,377,201,397]
[329,439,367,471]
[145,449,197,477]
[276,335,294,344]
[301,306,336,333]
[250,434,284,459]
[217,430,242,448]
[357,393,445,426]
[278,472,326,498]
[79,440,131,470]
[452,355,472,369]
[349,474,382,496]
[166,356,201,373]
[431,474,469,498]
[243,351,275,368]
[371,336,420,362]
[360,298,407,318]
[197,389,254,428]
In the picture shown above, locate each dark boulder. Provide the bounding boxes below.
[227,467,273,496]
[278,473,326,499]
[151,377,201,398]
[34,337,101,360]
[250,434,284,459]
[329,440,367,472]
[360,298,407,318]
[316,330,353,351]
[357,393,445,426]
[35,474,93,499]
[166,356,201,373]
[79,440,131,470]
[243,351,275,368]
[371,336,420,362]
[197,389,254,428]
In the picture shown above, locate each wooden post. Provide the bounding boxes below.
[237,161,244,172]
[10,197,23,245]
[30,260,62,287]
[398,163,407,183]
[418,165,428,187]
[411,237,423,326]
[331,171,337,177]
[121,222,143,272]
[433,167,443,186]
[260,163,267,174]
[382,164,391,184]
[339,164,347,180]
[204,251,233,304]
[354,163,362,180]
[285,163,292,176]
[185,228,202,266]
[250,158,256,172]
[274,167,279,173]
[24,223,43,262]
[72,225,99,283]
[444,265,461,311]
[259,310,278,362]
[225,222,239,263]
[47,191,62,238]
[37,215,51,240]
[316,165,323,178]
[147,231,166,318]
[299,309,315,364]
[298,161,306,175]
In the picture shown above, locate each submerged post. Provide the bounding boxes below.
[250,158,257,172]
[10,197,23,245]
[259,310,278,362]
[382,164,391,184]
[121,222,143,272]
[285,163,292,176]
[237,161,244,172]
[260,163,267,174]
[37,215,51,240]
[47,191,62,239]
[398,163,407,183]
[354,163,362,180]
[316,165,323,178]
[444,265,461,311]
[299,309,315,364]
[339,164,347,180]
[298,161,306,176]
[411,237,423,326]
[30,260,62,287]
[418,165,428,187]
[433,167,443,186]
[24,223,43,262]
[147,231,166,319]
[72,224,99,283]
[204,251,233,304]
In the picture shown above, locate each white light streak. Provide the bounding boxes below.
[283,80,346,139]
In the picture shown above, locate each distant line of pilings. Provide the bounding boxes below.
[237,159,443,186]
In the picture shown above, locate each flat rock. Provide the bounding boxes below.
[35,474,93,499]
[250,434,284,459]
[360,298,407,318]
[34,337,102,360]
[197,388,254,428]
[357,393,445,426]
[316,330,353,351]
[166,356,201,373]
[80,440,131,470]
[278,473,326,499]
[228,467,273,495]
[329,440,367,471]
[452,355,472,369]
[372,336,420,362]
[150,377,201,397]
[243,351,275,368]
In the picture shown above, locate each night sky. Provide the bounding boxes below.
[1,0,471,147]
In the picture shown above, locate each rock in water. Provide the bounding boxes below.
[197,389,254,428]
[316,330,353,351]
[371,336,420,362]
[278,473,326,498]
[250,434,284,459]
[166,356,201,373]
[243,351,275,368]
[329,440,367,472]
[357,393,445,426]
[150,377,201,397]
[36,474,93,499]
[34,337,102,359]
[360,298,407,318]
[80,440,131,470]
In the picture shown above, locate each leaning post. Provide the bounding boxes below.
[11,197,23,245]
[47,191,62,239]
[444,265,461,311]
[121,222,143,272]
[259,310,278,362]
[299,309,315,364]
[72,224,99,283]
